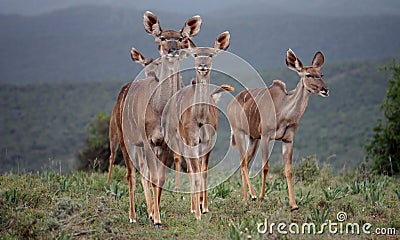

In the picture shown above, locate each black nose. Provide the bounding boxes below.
[168,48,177,54]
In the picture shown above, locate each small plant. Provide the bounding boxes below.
[321,186,347,201]
[59,178,70,191]
[105,182,126,200]
[227,221,241,240]
[227,217,259,240]
[2,189,26,206]
[366,189,384,205]
[210,181,233,199]
[294,155,320,183]
[307,206,331,225]
[347,181,363,195]
[295,188,314,206]
[282,188,314,207]
[395,189,400,201]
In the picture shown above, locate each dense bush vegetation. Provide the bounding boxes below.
[365,60,400,175]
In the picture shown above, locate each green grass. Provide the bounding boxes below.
[1,162,399,239]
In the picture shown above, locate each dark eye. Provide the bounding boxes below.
[320,74,324,78]
[160,37,166,41]
[193,54,198,57]
[208,54,213,58]
[306,74,312,78]
[178,37,183,42]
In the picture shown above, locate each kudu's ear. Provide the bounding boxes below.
[181,15,202,38]
[143,11,162,37]
[131,48,146,67]
[213,31,230,50]
[182,38,197,49]
[286,49,303,72]
[312,51,324,68]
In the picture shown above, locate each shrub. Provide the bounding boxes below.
[294,155,320,183]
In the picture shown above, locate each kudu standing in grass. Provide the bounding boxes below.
[121,11,202,228]
[227,49,329,210]
[107,48,160,225]
[163,32,233,220]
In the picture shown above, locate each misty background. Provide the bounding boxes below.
[0,0,399,173]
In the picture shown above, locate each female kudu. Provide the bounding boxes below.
[163,32,233,220]
[121,11,202,228]
[227,49,329,210]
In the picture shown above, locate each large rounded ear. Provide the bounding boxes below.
[181,15,202,38]
[286,49,303,72]
[131,48,146,67]
[312,51,324,68]
[213,31,230,50]
[143,11,162,37]
[182,38,197,49]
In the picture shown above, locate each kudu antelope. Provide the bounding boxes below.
[120,11,202,228]
[227,49,328,210]
[107,48,183,189]
[106,48,161,226]
[163,32,233,220]
[107,48,159,184]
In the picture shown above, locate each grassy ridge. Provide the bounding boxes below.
[1,159,399,239]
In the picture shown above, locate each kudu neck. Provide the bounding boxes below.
[193,74,211,103]
[284,77,312,121]
[152,57,183,112]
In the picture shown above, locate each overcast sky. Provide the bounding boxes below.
[0,0,399,16]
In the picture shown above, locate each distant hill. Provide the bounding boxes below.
[0,5,399,83]
[0,58,392,173]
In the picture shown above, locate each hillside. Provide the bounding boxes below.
[0,5,399,83]
[0,58,391,173]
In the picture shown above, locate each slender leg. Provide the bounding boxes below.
[244,137,259,200]
[107,118,119,183]
[173,152,181,190]
[237,133,258,201]
[234,131,248,201]
[189,157,202,220]
[282,141,299,211]
[259,136,270,200]
[156,144,168,207]
[200,151,210,213]
[121,144,136,223]
[186,159,196,213]
[137,147,153,222]
[144,145,162,228]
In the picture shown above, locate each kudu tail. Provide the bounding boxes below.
[211,85,235,103]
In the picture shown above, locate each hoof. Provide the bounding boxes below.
[251,196,257,201]
[291,206,299,212]
[129,218,136,223]
[202,209,209,214]
[154,223,162,229]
